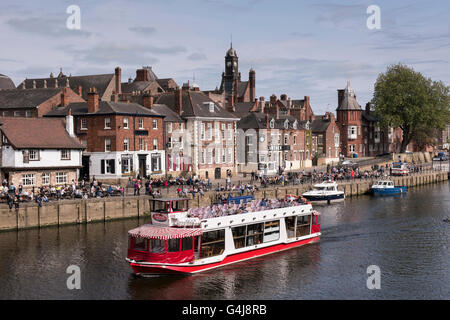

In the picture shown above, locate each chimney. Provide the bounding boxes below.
[77,85,82,96]
[276,103,280,119]
[21,81,25,89]
[55,79,58,88]
[143,93,154,109]
[182,82,190,91]
[280,94,287,101]
[337,89,345,108]
[43,80,47,88]
[66,78,70,88]
[287,97,292,108]
[115,67,122,95]
[66,108,75,137]
[227,95,235,112]
[136,68,149,82]
[60,88,69,107]
[249,68,256,102]
[87,88,99,113]
[174,88,183,115]
[304,96,310,107]
[32,80,36,89]
[259,96,265,113]
[270,94,277,106]
[365,102,371,114]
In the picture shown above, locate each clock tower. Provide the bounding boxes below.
[222,43,240,95]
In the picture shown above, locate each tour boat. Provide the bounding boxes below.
[126,197,321,275]
[301,181,345,203]
[370,180,407,195]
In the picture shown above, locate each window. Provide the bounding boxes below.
[270,119,275,129]
[221,124,226,140]
[105,138,111,152]
[201,123,205,140]
[121,155,133,173]
[25,111,32,118]
[348,126,357,140]
[150,239,165,253]
[105,118,111,129]
[296,215,311,237]
[167,122,172,133]
[152,119,158,129]
[153,138,158,150]
[168,239,180,252]
[167,137,172,149]
[139,138,146,151]
[138,118,144,129]
[151,154,160,172]
[222,148,226,163]
[207,123,212,140]
[201,230,225,258]
[61,149,70,160]
[201,150,206,164]
[334,133,340,147]
[22,174,35,186]
[56,172,67,184]
[80,119,87,130]
[123,117,129,129]
[180,123,184,133]
[123,139,129,151]
[228,124,232,140]
[133,237,148,251]
[29,149,39,161]
[232,223,264,249]
[42,173,50,185]
[349,145,355,153]
[263,220,280,242]
[293,136,297,145]
[182,237,193,251]
[208,149,212,164]
[2,111,8,117]
[284,135,288,145]
[14,111,20,117]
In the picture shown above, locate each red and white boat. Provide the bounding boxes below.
[126,196,321,275]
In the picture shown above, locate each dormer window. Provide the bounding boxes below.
[305,120,310,130]
[204,102,215,113]
[284,120,289,129]
[270,119,275,129]
[293,121,298,129]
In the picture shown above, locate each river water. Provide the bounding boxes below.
[0,182,449,300]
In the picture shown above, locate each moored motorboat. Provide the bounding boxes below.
[126,197,321,276]
[301,181,345,203]
[371,180,407,196]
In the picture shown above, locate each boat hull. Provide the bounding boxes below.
[302,193,345,203]
[128,235,320,275]
[372,186,407,195]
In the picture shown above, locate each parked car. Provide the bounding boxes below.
[391,162,410,176]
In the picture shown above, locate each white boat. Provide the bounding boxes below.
[301,181,345,203]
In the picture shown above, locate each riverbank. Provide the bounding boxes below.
[0,171,448,232]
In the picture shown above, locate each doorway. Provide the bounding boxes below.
[138,154,147,179]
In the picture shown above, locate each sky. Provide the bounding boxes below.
[0,0,449,114]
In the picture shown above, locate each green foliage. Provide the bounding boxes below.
[372,64,450,152]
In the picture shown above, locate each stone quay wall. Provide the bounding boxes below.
[0,171,448,232]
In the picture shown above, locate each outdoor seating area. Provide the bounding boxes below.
[185,197,308,221]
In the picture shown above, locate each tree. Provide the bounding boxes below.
[372,64,450,153]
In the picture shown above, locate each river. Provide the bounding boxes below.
[0,182,449,299]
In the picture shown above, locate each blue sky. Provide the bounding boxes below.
[1,0,449,114]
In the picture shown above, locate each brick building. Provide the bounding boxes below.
[311,112,340,165]
[0,87,84,118]
[45,88,165,181]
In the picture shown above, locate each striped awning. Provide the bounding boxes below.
[128,225,203,240]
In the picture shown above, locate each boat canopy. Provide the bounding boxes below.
[128,225,203,240]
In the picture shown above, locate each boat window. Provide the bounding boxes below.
[246,223,264,246]
[181,237,193,251]
[327,187,334,191]
[172,200,183,212]
[151,200,166,213]
[133,237,148,251]
[231,226,247,249]
[168,238,180,252]
[149,239,165,253]
[296,215,311,237]
[263,220,280,243]
[200,230,225,258]
[285,216,296,239]
[313,215,320,225]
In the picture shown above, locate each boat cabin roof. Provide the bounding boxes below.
[128,225,203,240]
[151,198,190,202]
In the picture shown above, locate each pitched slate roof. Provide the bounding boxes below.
[152,104,183,122]
[156,78,177,91]
[0,117,84,149]
[234,102,256,118]
[121,80,162,93]
[337,81,361,111]
[311,118,331,133]
[0,88,64,109]
[18,74,115,100]
[45,101,164,117]
[156,91,238,119]
[238,112,268,129]
[0,74,15,90]
[362,110,379,122]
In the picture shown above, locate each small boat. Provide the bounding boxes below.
[302,181,345,203]
[371,180,407,196]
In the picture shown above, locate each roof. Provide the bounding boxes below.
[156,91,238,119]
[0,117,84,149]
[237,81,249,97]
[311,118,331,133]
[128,225,203,240]
[152,104,183,122]
[0,74,15,90]
[121,80,162,93]
[156,78,177,91]
[19,74,115,100]
[337,81,361,111]
[237,112,268,129]
[0,88,64,109]
[234,102,255,118]
[45,101,165,117]
[362,110,378,122]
